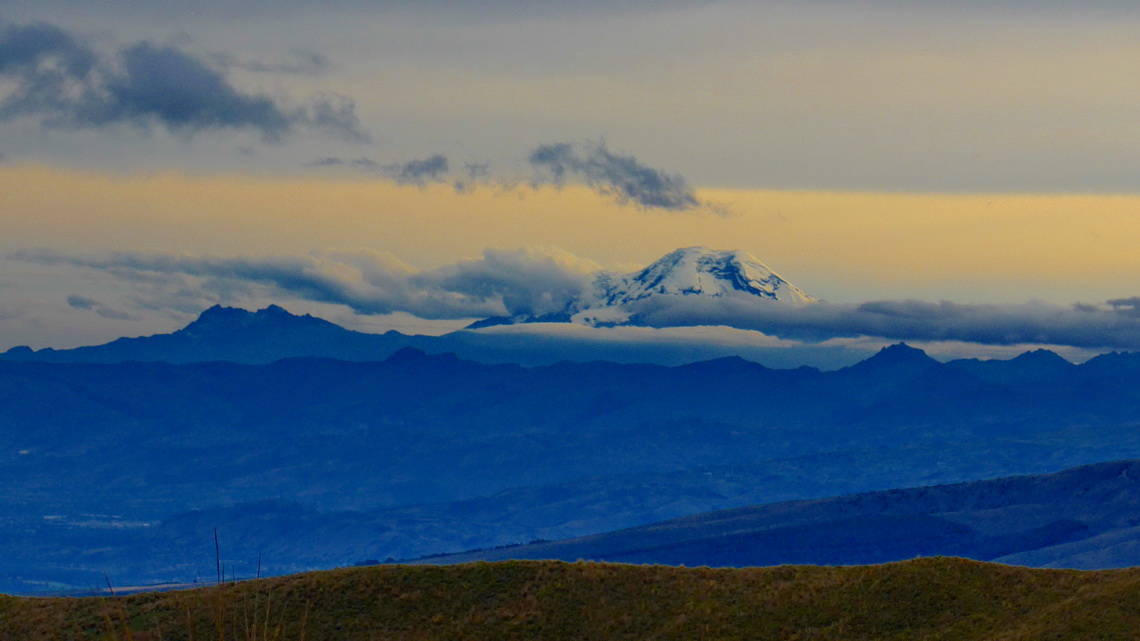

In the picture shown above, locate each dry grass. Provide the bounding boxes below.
[3,558,1140,640]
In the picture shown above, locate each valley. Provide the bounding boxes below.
[3,305,1140,592]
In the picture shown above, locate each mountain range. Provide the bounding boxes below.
[4,320,1140,592]
[0,304,410,365]
[2,247,852,368]
[4,266,1140,594]
[418,459,1140,570]
[0,302,873,369]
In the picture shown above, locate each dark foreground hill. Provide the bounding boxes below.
[4,559,1140,640]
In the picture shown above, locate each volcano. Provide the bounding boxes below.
[471,246,815,328]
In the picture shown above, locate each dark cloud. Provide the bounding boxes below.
[65,294,96,310]
[0,19,368,141]
[301,145,712,213]
[66,294,135,320]
[307,153,477,191]
[308,156,379,168]
[529,141,703,211]
[0,20,96,76]
[103,42,292,136]
[1107,297,1140,317]
[387,154,450,185]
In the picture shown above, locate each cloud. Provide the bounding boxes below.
[310,153,455,186]
[414,247,600,317]
[307,156,379,168]
[15,247,598,321]
[303,143,713,213]
[66,294,136,320]
[1106,297,1140,317]
[65,295,97,310]
[454,160,492,192]
[22,246,1140,350]
[301,92,368,142]
[215,49,331,75]
[0,20,96,75]
[0,19,368,141]
[464,160,491,180]
[625,296,1140,351]
[528,141,705,211]
[387,154,449,185]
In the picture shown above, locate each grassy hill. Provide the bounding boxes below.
[4,558,1140,640]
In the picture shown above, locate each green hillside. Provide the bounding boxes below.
[3,558,1140,640]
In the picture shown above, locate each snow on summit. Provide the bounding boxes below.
[573,247,814,326]
[593,247,815,307]
[472,247,815,329]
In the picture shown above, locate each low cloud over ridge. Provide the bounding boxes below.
[15,247,598,321]
[627,296,1140,351]
[13,247,1140,351]
[0,19,367,141]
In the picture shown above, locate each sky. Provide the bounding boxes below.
[2,1,1139,359]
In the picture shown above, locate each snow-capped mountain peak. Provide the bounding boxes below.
[592,247,815,307]
[469,246,815,329]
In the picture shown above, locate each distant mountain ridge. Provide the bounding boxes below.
[0,304,411,364]
[0,300,846,370]
[416,459,1140,570]
[182,304,331,334]
[6,300,1140,379]
[6,339,1140,591]
[3,299,870,368]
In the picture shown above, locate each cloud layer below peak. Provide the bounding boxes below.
[13,247,598,321]
[13,246,1140,352]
